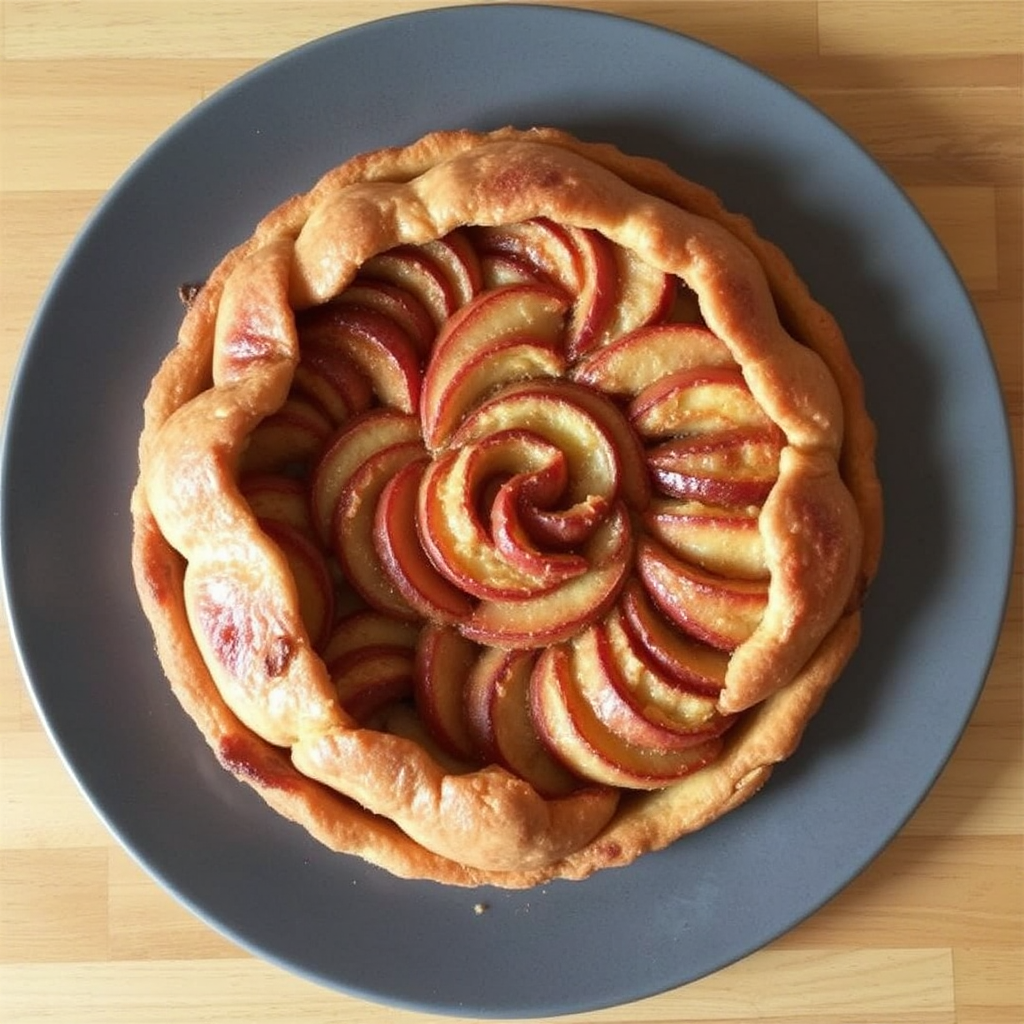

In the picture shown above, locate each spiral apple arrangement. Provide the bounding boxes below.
[235,217,787,794]
[134,129,880,883]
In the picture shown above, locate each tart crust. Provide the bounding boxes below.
[131,127,881,887]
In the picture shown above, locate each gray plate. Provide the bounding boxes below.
[0,5,1015,1018]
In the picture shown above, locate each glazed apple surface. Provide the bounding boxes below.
[132,128,879,887]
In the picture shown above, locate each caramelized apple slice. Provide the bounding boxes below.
[332,439,427,618]
[333,277,436,355]
[310,409,421,546]
[594,246,675,346]
[328,645,415,722]
[239,396,333,475]
[461,503,632,648]
[647,428,783,507]
[644,498,768,580]
[618,579,729,696]
[321,609,421,667]
[374,458,476,622]
[572,322,736,397]
[416,431,589,600]
[297,303,422,414]
[571,620,729,752]
[361,245,458,329]
[413,624,481,762]
[290,339,375,427]
[629,366,772,439]
[529,645,723,790]
[420,283,569,450]
[636,537,768,651]
[257,518,334,651]
[240,474,316,540]
[465,647,584,798]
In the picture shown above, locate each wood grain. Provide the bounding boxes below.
[1,3,1021,1022]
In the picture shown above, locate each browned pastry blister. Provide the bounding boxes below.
[131,127,882,887]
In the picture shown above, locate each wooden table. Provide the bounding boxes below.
[1,3,1020,1022]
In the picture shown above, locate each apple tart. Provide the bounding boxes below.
[131,127,882,887]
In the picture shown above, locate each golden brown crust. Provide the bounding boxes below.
[131,126,881,887]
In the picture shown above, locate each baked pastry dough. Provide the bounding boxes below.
[131,127,881,887]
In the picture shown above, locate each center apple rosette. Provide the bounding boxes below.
[132,128,881,887]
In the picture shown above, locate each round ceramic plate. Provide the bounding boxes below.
[1,5,1014,1018]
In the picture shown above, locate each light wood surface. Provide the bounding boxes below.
[1,2,1021,1022]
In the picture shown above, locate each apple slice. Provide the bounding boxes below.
[240,474,316,540]
[479,251,546,289]
[563,226,617,359]
[332,439,426,619]
[529,645,723,789]
[461,503,633,648]
[297,303,422,414]
[629,366,772,440]
[328,644,415,722]
[570,620,729,752]
[361,245,458,329]
[332,277,436,355]
[239,395,334,475]
[465,647,584,797]
[618,579,729,696]
[636,537,768,651]
[602,609,733,735]
[644,498,768,579]
[593,247,676,346]
[646,428,783,507]
[257,518,334,651]
[373,458,476,622]
[413,623,481,762]
[571,322,736,397]
[321,609,421,667]
[469,219,580,291]
[416,431,589,600]
[420,283,569,449]
[290,339,375,427]
[449,380,625,512]
[310,409,421,546]
[420,230,483,309]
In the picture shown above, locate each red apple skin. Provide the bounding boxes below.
[636,537,768,652]
[563,226,617,359]
[291,339,375,427]
[332,439,427,620]
[460,503,633,648]
[413,624,482,762]
[240,474,316,540]
[327,644,415,722]
[332,277,437,355]
[628,366,771,439]
[296,303,422,415]
[643,498,768,580]
[309,408,421,547]
[646,428,783,507]
[257,518,335,652]
[415,435,591,602]
[571,621,728,753]
[239,396,333,476]
[597,246,676,345]
[528,645,723,789]
[571,322,736,397]
[373,458,476,623]
[465,647,585,798]
[617,579,730,697]
[360,245,458,329]
[321,609,421,668]
[420,230,484,309]
[420,283,569,450]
